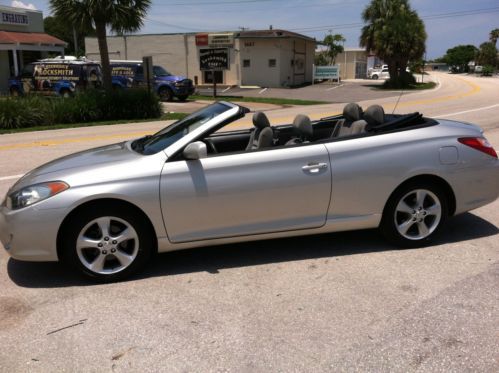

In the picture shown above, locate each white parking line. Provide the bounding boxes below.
[222,87,231,93]
[259,88,268,94]
[0,174,24,182]
[436,103,499,118]
[326,84,344,91]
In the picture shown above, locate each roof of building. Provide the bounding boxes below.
[0,31,66,46]
[237,29,316,42]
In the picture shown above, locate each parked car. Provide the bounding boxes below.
[8,59,102,97]
[371,68,390,80]
[1,102,498,281]
[110,60,195,101]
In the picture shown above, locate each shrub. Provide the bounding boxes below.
[481,65,494,76]
[0,89,163,130]
[0,96,49,129]
[383,71,417,89]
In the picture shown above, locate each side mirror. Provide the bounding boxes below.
[183,141,207,160]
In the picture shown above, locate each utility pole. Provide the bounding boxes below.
[73,27,78,56]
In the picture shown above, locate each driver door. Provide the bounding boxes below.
[160,144,332,243]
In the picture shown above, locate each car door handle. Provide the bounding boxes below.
[302,162,328,172]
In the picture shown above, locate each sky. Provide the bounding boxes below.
[2,0,498,59]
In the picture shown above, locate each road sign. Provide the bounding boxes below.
[314,65,340,81]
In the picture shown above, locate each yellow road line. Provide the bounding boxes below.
[0,76,482,151]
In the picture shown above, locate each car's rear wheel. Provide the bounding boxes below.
[380,182,448,247]
[372,74,379,80]
[60,206,153,281]
[158,87,173,101]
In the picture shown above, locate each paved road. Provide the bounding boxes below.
[0,72,498,372]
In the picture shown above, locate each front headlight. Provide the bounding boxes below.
[7,181,69,210]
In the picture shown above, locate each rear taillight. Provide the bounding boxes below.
[458,137,498,158]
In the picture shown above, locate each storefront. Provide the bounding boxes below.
[0,5,66,94]
[85,29,316,88]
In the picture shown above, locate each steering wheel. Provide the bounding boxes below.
[203,138,218,154]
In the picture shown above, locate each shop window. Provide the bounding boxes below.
[243,59,250,68]
[269,59,277,68]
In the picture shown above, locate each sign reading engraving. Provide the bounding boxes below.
[199,48,229,71]
[1,11,29,25]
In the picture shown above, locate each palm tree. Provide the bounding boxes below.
[490,28,499,47]
[50,0,151,90]
[360,0,426,86]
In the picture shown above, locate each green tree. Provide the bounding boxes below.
[322,33,345,65]
[314,52,329,66]
[477,42,498,67]
[44,15,94,56]
[442,45,478,72]
[490,28,499,47]
[360,0,426,87]
[49,0,151,90]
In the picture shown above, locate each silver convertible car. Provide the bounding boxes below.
[1,102,498,281]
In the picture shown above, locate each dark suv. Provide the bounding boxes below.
[110,61,195,101]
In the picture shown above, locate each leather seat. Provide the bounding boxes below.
[286,114,313,145]
[363,105,385,130]
[246,112,274,150]
[331,103,367,137]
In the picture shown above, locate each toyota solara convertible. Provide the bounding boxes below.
[1,102,498,281]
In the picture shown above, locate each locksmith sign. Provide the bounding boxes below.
[199,48,229,71]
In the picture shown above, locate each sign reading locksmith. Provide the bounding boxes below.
[200,48,229,71]
[1,11,29,25]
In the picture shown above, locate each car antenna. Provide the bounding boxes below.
[392,87,404,114]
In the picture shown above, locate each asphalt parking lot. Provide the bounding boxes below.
[0,72,498,372]
[196,78,407,103]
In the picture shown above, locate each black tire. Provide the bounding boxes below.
[380,181,448,248]
[60,205,154,282]
[372,75,379,80]
[177,95,189,102]
[10,88,20,97]
[158,87,173,102]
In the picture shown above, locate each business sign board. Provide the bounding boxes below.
[195,33,209,46]
[200,48,229,71]
[1,11,29,25]
[34,64,81,81]
[208,33,234,47]
[314,65,340,81]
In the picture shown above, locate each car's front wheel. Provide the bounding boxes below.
[380,182,448,247]
[60,205,153,281]
[158,87,173,101]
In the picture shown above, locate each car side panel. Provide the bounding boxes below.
[324,125,484,224]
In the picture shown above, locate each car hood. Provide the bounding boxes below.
[13,142,139,190]
[157,75,188,82]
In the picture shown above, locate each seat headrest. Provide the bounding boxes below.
[252,112,271,129]
[364,105,385,127]
[343,103,363,122]
[292,114,313,139]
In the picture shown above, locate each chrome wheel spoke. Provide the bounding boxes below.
[95,217,111,238]
[417,221,430,237]
[398,219,414,235]
[113,228,137,245]
[426,203,441,216]
[114,250,134,267]
[88,254,107,272]
[396,200,414,214]
[416,190,427,207]
[76,236,100,250]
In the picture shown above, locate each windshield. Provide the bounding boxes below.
[153,66,171,77]
[133,102,233,155]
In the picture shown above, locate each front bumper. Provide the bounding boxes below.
[0,204,65,262]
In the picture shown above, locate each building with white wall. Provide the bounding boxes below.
[0,4,66,93]
[85,29,316,88]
